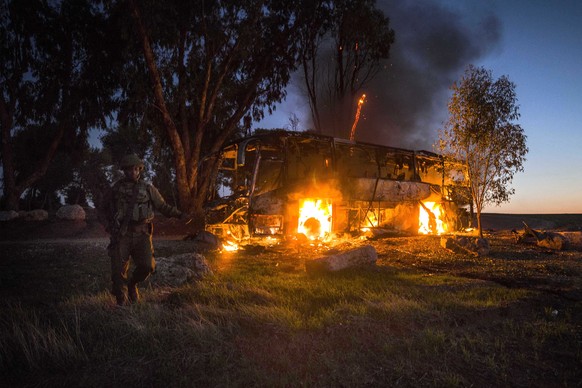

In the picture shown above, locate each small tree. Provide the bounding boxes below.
[437,65,528,237]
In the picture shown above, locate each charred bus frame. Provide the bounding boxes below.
[204,131,471,242]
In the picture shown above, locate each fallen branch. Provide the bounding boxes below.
[519,222,569,250]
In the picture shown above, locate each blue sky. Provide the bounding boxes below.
[257,0,582,214]
[476,0,582,213]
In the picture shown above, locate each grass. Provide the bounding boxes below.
[1,234,581,387]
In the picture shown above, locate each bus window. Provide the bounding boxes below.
[285,137,333,182]
[335,143,378,178]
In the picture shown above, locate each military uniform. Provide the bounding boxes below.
[101,155,182,305]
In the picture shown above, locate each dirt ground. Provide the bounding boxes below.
[1,212,581,301]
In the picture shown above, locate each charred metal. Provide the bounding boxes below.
[204,131,471,243]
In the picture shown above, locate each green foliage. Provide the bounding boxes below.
[140,0,305,130]
[1,0,394,214]
[21,154,73,210]
[63,185,88,206]
[0,0,123,210]
[437,65,528,235]
[100,125,151,167]
[102,0,332,213]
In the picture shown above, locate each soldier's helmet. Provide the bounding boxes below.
[120,154,144,170]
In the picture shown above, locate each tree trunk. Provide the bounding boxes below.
[1,98,18,210]
[129,0,191,212]
[476,210,483,238]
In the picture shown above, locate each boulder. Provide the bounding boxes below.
[56,204,86,221]
[306,245,377,273]
[151,253,213,287]
[0,210,19,221]
[19,209,49,221]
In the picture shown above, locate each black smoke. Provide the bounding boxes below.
[337,0,502,150]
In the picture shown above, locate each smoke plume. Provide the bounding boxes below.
[326,0,502,150]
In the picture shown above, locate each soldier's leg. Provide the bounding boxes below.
[128,228,155,302]
[110,237,131,305]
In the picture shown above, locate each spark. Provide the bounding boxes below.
[349,93,366,141]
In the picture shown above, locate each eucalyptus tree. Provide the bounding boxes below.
[437,65,528,237]
[299,0,394,137]
[0,0,122,210]
[13,127,77,210]
[122,0,319,219]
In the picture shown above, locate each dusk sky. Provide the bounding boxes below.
[256,0,582,214]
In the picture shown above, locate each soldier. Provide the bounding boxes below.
[100,154,185,305]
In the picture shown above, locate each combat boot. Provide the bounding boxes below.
[128,282,140,303]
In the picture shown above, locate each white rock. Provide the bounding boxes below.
[19,209,49,221]
[56,204,86,220]
[0,210,19,221]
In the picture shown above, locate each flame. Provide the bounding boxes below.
[418,202,447,235]
[222,240,239,251]
[362,210,378,228]
[220,228,241,251]
[298,198,332,240]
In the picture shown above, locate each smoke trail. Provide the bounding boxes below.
[338,0,501,149]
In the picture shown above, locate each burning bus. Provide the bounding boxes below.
[204,130,471,245]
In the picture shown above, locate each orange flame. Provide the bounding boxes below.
[418,202,447,235]
[222,240,239,251]
[298,198,332,240]
[360,210,379,231]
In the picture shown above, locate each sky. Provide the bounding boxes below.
[255,0,582,214]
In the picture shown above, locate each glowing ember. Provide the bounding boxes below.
[298,198,332,240]
[222,240,239,251]
[418,202,447,235]
[349,93,366,141]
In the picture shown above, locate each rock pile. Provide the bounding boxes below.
[151,253,213,287]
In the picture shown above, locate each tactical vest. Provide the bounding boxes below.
[113,180,155,223]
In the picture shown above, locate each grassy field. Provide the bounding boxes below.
[0,216,581,387]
